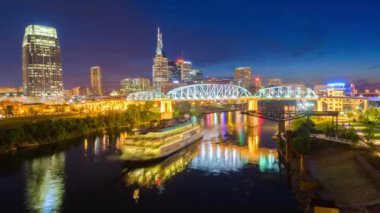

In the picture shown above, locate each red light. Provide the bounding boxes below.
[255,77,260,81]
[176,58,184,64]
[156,178,161,186]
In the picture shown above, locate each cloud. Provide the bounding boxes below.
[366,64,380,71]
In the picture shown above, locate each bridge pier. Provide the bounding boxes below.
[160,100,173,120]
[247,98,259,128]
[248,116,258,128]
[247,98,258,111]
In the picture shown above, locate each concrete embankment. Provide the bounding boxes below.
[305,144,380,212]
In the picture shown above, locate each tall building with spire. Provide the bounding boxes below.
[152,27,169,90]
[22,25,63,97]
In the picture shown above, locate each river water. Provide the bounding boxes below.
[0,112,299,212]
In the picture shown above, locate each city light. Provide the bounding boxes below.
[0,2,380,212]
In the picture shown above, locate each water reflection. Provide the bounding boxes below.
[122,111,280,202]
[190,141,278,173]
[123,144,199,202]
[191,112,279,173]
[25,153,65,213]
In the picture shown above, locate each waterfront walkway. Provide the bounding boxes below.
[306,145,380,207]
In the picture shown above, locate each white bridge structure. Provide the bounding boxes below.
[127,90,165,101]
[254,86,318,100]
[127,84,317,101]
[166,84,252,100]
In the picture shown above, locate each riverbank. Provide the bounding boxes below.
[292,141,380,212]
[306,144,380,206]
[0,108,160,153]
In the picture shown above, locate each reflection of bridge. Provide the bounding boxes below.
[125,84,368,119]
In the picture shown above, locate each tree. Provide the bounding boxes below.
[173,102,191,118]
[364,106,379,123]
[361,126,376,146]
[292,118,315,132]
[4,105,14,117]
[291,121,313,176]
[143,101,154,111]
[346,110,354,119]
[28,107,38,116]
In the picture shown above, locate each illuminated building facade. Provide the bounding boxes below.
[72,87,80,96]
[22,25,63,97]
[0,87,23,97]
[177,59,193,82]
[282,82,306,89]
[267,78,283,86]
[314,84,328,96]
[161,81,187,94]
[152,27,169,90]
[188,69,203,83]
[232,67,252,89]
[79,87,92,96]
[90,66,102,96]
[120,77,150,94]
[247,76,262,93]
[206,77,232,84]
[234,67,252,81]
[168,61,181,82]
[327,82,345,97]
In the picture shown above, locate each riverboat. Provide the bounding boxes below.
[120,120,203,161]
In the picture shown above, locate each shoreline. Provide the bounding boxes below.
[0,125,132,154]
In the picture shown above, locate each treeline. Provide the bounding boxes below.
[0,104,160,152]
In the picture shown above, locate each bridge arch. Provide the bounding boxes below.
[165,84,252,100]
[126,90,164,101]
[254,86,318,99]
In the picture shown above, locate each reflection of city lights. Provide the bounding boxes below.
[25,153,65,213]
[193,112,279,173]
[84,138,88,157]
[133,188,140,203]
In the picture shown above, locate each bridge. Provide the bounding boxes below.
[127,84,318,101]
[126,84,321,119]
[254,86,318,100]
[126,84,368,119]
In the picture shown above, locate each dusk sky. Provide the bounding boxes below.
[1,0,380,90]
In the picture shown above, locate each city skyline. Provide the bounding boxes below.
[0,0,380,90]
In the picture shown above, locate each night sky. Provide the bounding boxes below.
[1,0,380,90]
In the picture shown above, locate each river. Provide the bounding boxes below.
[0,111,300,212]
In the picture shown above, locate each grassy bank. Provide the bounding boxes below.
[0,106,160,153]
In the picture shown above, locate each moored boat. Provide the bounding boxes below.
[120,120,203,161]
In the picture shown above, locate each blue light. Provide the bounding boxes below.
[327,82,345,87]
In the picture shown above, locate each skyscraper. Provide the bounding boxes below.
[168,61,181,82]
[120,77,150,94]
[90,66,102,96]
[152,27,169,90]
[176,59,193,82]
[267,78,283,86]
[234,67,252,81]
[22,25,63,97]
[233,67,252,88]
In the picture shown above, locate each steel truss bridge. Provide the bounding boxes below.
[254,86,318,100]
[127,90,165,101]
[166,84,252,100]
[127,84,318,101]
